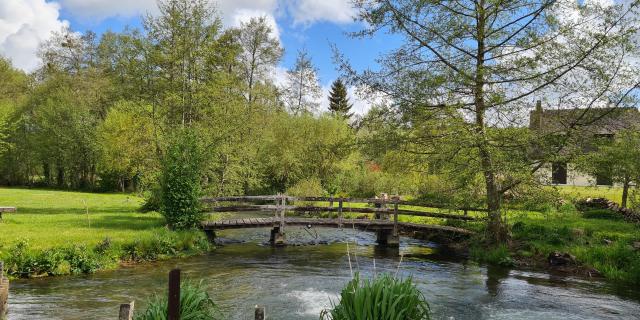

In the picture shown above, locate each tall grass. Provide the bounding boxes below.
[320,273,431,320]
[135,281,221,320]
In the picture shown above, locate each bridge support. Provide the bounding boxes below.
[375,229,399,247]
[204,230,216,243]
[269,226,286,246]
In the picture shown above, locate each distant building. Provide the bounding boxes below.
[529,101,640,186]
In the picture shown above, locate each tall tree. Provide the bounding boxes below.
[237,16,283,105]
[284,49,322,114]
[144,0,222,126]
[328,79,353,120]
[340,0,640,243]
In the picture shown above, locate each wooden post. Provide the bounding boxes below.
[0,261,8,319]
[338,198,344,228]
[167,269,181,320]
[280,195,285,231]
[329,195,334,208]
[118,301,135,320]
[255,305,265,320]
[393,200,399,237]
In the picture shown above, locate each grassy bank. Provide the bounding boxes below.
[0,188,211,278]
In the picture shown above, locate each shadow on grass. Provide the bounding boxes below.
[89,214,165,231]
[9,207,144,215]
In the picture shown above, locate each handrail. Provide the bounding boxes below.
[201,195,487,212]
[207,205,480,220]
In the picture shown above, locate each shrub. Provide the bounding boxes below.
[135,280,221,320]
[470,245,513,267]
[320,273,431,320]
[286,177,325,197]
[160,129,205,229]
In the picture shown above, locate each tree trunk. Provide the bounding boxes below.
[474,0,508,244]
[622,175,630,208]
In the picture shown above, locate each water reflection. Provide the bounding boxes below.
[485,265,510,297]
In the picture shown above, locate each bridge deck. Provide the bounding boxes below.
[201,217,473,236]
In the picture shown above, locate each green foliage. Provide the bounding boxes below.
[470,245,514,267]
[328,79,353,120]
[286,177,325,197]
[160,129,205,229]
[135,281,221,320]
[1,231,209,278]
[320,273,431,320]
[575,130,640,208]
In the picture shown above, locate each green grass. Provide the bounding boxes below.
[0,187,165,250]
[554,185,624,204]
[0,187,211,278]
[320,273,431,320]
[509,209,640,284]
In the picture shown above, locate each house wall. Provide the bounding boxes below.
[537,163,604,187]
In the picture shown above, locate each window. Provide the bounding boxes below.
[552,162,567,184]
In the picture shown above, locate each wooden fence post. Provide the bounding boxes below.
[0,261,8,319]
[393,199,399,237]
[118,301,135,320]
[168,269,181,320]
[280,195,286,231]
[338,198,343,228]
[255,305,265,320]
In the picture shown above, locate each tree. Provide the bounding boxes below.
[143,0,223,126]
[97,101,157,192]
[577,130,640,208]
[160,129,205,229]
[237,16,283,105]
[328,79,353,120]
[339,0,640,243]
[284,49,322,114]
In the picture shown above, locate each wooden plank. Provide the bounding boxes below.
[0,207,16,213]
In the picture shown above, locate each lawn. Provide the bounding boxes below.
[0,187,165,250]
[554,185,624,204]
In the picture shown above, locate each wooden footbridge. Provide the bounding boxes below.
[201,195,481,246]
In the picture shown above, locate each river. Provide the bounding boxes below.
[7,213,640,319]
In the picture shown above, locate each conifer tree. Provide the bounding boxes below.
[328,79,353,120]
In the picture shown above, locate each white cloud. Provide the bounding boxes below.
[0,0,69,71]
[58,0,156,19]
[286,0,357,25]
[231,9,281,40]
[57,0,280,24]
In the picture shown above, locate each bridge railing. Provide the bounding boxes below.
[201,195,485,221]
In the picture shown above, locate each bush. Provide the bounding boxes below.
[470,244,513,267]
[286,177,325,197]
[320,273,431,320]
[135,280,221,320]
[160,129,205,229]
[3,231,210,278]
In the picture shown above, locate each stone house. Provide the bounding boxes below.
[529,101,640,186]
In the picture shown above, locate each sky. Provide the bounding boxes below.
[0,0,402,114]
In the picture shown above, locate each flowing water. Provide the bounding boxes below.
[7,213,640,319]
